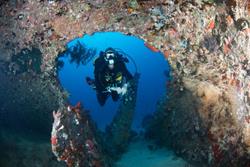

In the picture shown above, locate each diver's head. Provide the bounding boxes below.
[108,59,115,70]
[105,47,115,59]
[104,48,116,70]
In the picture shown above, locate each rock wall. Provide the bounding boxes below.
[146,78,249,166]
[51,103,111,167]
[0,69,61,134]
[0,0,250,166]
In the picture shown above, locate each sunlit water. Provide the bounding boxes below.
[58,32,170,131]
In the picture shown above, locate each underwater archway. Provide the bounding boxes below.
[1,1,249,166]
[57,32,170,131]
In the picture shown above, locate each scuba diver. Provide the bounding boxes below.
[86,47,133,106]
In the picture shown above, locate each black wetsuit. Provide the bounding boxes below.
[94,52,133,106]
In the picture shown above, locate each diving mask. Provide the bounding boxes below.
[106,52,115,59]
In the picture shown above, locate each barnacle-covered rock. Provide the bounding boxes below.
[51,102,110,167]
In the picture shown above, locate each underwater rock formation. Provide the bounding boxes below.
[0,128,64,167]
[51,74,140,166]
[146,78,250,166]
[145,1,250,166]
[0,0,250,166]
[51,102,111,167]
[0,69,60,134]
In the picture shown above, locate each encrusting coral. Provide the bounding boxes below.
[0,0,250,166]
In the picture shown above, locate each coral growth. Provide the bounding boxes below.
[51,102,109,167]
[0,0,250,166]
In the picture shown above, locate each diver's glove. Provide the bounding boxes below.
[105,86,112,93]
[109,83,128,95]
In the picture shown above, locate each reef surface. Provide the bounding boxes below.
[0,0,250,166]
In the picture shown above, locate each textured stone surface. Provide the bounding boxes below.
[0,0,250,166]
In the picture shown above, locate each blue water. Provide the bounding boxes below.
[58,32,170,131]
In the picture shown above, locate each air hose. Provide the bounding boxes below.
[113,48,138,75]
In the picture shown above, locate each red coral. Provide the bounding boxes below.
[51,136,57,145]
[75,101,81,109]
[245,115,250,123]
[70,101,81,110]
[92,160,102,167]
[69,102,82,119]
[207,20,215,30]
[164,50,171,59]
[212,143,223,163]
[59,147,77,167]
[144,42,159,52]
[207,130,217,142]
[85,139,95,151]
[168,28,178,37]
